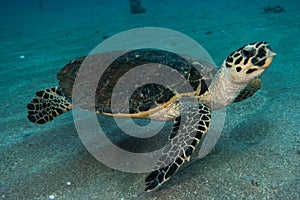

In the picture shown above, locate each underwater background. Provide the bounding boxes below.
[0,0,299,199]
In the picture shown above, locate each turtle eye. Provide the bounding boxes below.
[241,47,256,58]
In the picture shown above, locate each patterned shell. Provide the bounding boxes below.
[57,49,217,114]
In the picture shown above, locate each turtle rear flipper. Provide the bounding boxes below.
[145,100,211,192]
[27,87,73,124]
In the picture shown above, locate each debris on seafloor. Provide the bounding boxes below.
[102,35,109,40]
[129,0,146,14]
[205,31,213,35]
[263,5,284,14]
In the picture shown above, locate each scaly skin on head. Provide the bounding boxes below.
[200,41,276,110]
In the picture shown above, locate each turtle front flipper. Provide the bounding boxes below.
[234,78,262,103]
[145,100,211,192]
[27,87,73,124]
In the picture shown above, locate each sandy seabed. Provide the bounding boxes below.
[0,0,299,199]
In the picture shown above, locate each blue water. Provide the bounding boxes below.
[0,0,299,199]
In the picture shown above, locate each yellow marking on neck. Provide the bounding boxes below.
[100,90,201,120]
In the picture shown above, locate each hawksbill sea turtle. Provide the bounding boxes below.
[27,41,276,191]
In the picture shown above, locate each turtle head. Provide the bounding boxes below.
[224,41,276,83]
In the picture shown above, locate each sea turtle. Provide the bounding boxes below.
[27,41,276,191]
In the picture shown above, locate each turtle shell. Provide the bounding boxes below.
[57,49,217,115]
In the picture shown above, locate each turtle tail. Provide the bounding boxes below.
[27,87,73,124]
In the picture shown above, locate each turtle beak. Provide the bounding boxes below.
[266,45,276,57]
[261,44,276,69]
